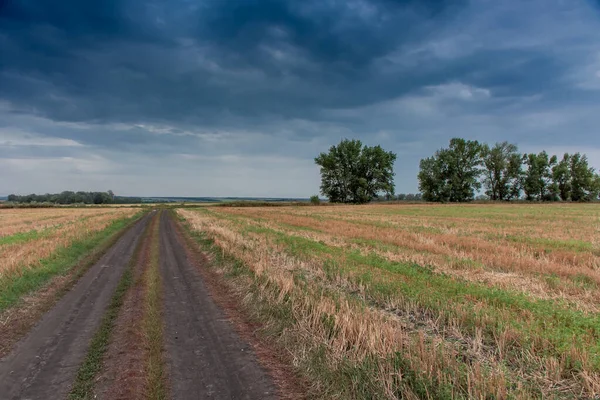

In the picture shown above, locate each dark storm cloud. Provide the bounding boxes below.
[0,0,470,126]
[198,0,460,67]
[0,0,572,129]
[1,0,600,196]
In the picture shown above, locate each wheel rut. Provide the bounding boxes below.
[159,211,277,400]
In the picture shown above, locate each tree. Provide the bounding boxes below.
[418,138,483,202]
[570,153,599,201]
[418,156,448,202]
[522,151,557,201]
[315,139,396,204]
[481,142,522,200]
[310,195,321,205]
[551,154,571,201]
[591,174,600,201]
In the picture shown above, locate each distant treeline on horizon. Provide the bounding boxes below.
[2,193,311,205]
[141,196,308,203]
[6,191,142,205]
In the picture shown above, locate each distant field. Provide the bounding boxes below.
[0,207,140,311]
[179,203,600,399]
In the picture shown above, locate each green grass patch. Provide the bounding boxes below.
[0,211,145,313]
[143,214,167,400]
[0,229,47,245]
[492,234,593,253]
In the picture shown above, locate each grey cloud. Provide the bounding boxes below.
[1,0,600,196]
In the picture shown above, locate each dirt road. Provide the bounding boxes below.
[159,211,276,400]
[0,211,277,399]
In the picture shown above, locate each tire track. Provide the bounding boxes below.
[0,212,153,400]
[159,211,276,400]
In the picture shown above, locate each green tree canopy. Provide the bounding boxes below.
[522,151,557,201]
[481,142,522,200]
[7,191,142,204]
[569,153,599,201]
[315,139,396,204]
[551,154,571,201]
[418,138,600,202]
[418,138,483,202]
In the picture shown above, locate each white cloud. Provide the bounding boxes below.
[0,129,84,147]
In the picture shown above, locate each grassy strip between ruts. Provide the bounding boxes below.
[143,212,167,400]
[68,212,154,400]
[0,211,146,313]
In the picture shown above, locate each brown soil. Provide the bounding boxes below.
[160,211,282,399]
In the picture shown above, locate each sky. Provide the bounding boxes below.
[1,0,600,197]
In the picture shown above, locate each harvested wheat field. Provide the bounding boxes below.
[0,208,139,279]
[0,207,140,311]
[178,203,600,399]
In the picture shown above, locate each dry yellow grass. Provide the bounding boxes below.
[178,204,600,399]
[217,204,600,310]
[0,208,120,237]
[0,208,138,278]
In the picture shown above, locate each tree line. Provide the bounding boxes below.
[418,138,600,202]
[7,191,142,205]
[314,138,599,204]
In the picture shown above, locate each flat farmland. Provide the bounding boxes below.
[0,207,140,311]
[178,204,600,399]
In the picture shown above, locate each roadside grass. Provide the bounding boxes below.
[0,211,145,313]
[143,213,167,400]
[68,213,153,400]
[178,206,600,398]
